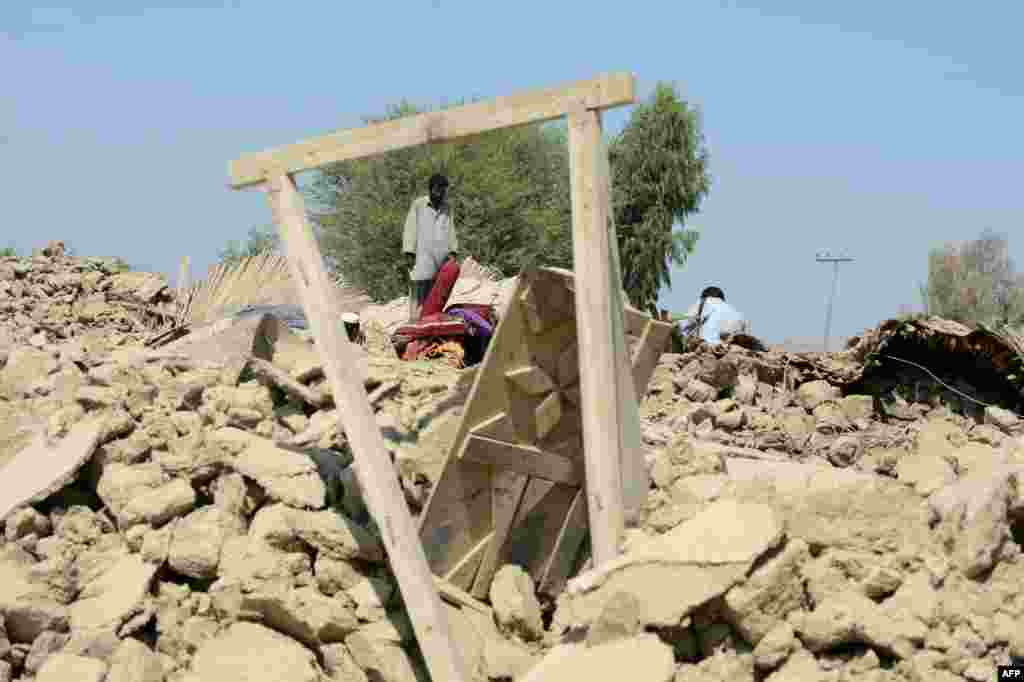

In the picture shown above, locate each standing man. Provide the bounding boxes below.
[402,173,458,322]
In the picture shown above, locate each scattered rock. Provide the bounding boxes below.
[490,565,544,641]
[190,622,321,682]
[521,634,674,682]
[35,654,108,682]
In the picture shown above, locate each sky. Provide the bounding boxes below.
[3,1,1022,346]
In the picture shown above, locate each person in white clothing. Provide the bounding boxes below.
[683,286,747,344]
[402,174,459,322]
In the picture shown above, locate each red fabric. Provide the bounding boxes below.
[420,259,461,319]
[394,314,466,340]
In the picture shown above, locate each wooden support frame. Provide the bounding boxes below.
[230,72,640,682]
[262,175,470,682]
[229,73,634,189]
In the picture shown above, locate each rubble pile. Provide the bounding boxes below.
[1,245,1023,681]
[0,243,176,353]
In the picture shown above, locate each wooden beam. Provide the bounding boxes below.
[229,73,635,188]
[566,107,626,567]
[264,174,470,682]
[461,435,584,486]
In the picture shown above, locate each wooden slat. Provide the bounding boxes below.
[434,577,493,617]
[503,481,577,581]
[470,471,529,599]
[567,107,626,566]
[631,318,674,399]
[461,435,584,486]
[265,174,469,682]
[229,73,635,188]
[539,489,589,595]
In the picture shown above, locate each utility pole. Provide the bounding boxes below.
[815,250,854,353]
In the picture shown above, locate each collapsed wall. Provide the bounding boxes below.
[1,244,1023,682]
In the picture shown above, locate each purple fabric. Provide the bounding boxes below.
[446,308,494,337]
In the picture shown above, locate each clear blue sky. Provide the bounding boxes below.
[4,2,1022,345]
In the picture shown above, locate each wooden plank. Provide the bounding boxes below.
[605,152,648,527]
[567,107,625,567]
[505,365,555,395]
[230,73,635,188]
[538,489,589,596]
[630,318,674,399]
[443,533,491,589]
[470,471,529,599]
[175,256,190,322]
[504,481,577,581]
[534,392,562,441]
[434,577,493,618]
[417,456,492,576]
[265,174,469,682]
[461,435,583,486]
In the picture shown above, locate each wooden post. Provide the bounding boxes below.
[602,144,648,526]
[264,173,470,682]
[176,256,190,323]
[567,108,636,566]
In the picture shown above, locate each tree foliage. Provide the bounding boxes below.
[219,224,279,265]
[609,82,709,312]
[307,83,710,307]
[920,229,1024,326]
[309,101,572,302]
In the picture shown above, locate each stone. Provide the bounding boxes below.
[35,654,108,682]
[558,500,782,630]
[896,452,957,496]
[722,539,810,644]
[4,507,52,541]
[0,418,103,523]
[168,507,246,579]
[0,347,58,399]
[251,504,383,563]
[520,635,674,682]
[106,637,165,682]
[24,630,70,675]
[684,379,717,403]
[69,553,157,633]
[586,590,646,647]
[209,429,326,509]
[839,395,874,421]
[793,590,926,660]
[347,576,395,621]
[826,436,861,467]
[490,564,544,641]
[189,622,320,682]
[795,380,839,411]
[119,479,197,527]
[235,586,359,647]
[928,466,1018,578]
[345,615,422,682]
[483,636,537,680]
[752,622,797,671]
[321,643,369,682]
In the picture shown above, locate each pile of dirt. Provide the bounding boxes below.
[2,244,1023,681]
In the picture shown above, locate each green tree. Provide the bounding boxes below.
[219,224,279,265]
[309,101,572,302]
[0,246,16,257]
[609,82,709,313]
[920,229,1024,326]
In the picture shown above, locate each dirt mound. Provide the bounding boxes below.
[1,246,1023,681]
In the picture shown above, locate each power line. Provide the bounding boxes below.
[815,250,854,352]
